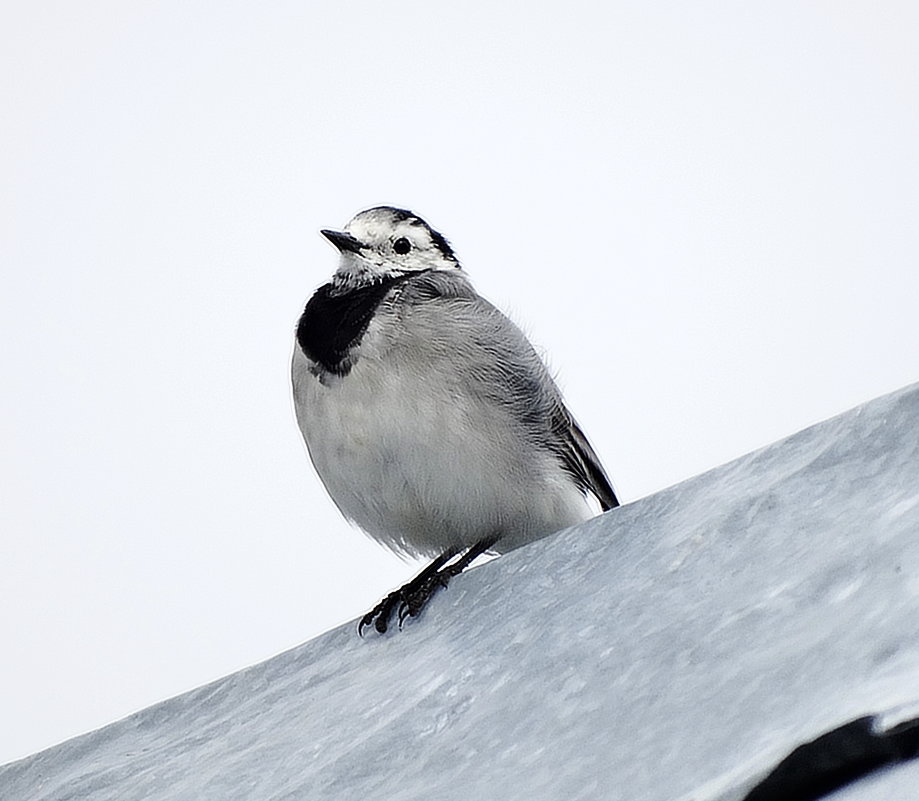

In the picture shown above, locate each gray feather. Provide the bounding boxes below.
[391,270,617,511]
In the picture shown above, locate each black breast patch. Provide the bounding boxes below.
[296,276,410,376]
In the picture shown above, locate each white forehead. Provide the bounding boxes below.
[345,208,426,242]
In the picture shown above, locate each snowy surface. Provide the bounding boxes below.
[3,383,919,801]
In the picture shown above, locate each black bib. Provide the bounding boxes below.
[296,276,410,376]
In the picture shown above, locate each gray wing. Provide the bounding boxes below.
[551,405,619,511]
[396,270,619,511]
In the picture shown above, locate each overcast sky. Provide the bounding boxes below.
[2,1,917,766]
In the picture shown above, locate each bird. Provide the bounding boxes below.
[291,206,618,634]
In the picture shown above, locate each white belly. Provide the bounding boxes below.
[291,341,591,558]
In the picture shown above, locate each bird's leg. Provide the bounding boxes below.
[358,549,457,636]
[435,535,498,582]
[395,536,499,629]
[395,535,499,628]
[358,536,499,635]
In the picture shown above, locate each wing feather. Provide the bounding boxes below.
[398,271,619,511]
[552,405,619,511]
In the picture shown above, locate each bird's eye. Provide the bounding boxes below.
[393,237,412,255]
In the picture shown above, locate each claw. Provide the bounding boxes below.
[357,593,397,635]
[357,607,380,637]
[356,537,498,635]
[375,613,389,634]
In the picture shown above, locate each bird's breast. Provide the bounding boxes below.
[291,332,591,557]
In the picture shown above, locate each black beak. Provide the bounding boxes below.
[321,229,365,254]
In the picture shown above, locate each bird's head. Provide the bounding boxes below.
[321,207,460,287]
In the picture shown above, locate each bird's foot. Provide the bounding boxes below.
[358,556,454,636]
[396,568,457,629]
[358,537,498,636]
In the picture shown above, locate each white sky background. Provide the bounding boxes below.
[1,1,917,765]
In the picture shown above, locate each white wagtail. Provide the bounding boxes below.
[292,207,618,633]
